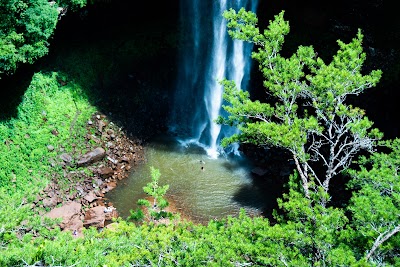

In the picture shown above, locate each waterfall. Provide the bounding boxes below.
[169,0,258,159]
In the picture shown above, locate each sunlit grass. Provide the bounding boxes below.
[0,72,95,233]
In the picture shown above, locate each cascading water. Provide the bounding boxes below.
[169,0,258,159]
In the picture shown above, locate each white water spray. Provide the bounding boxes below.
[170,0,258,159]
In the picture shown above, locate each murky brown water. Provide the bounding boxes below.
[105,135,267,224]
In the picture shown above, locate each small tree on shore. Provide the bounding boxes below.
[128,166,173,222]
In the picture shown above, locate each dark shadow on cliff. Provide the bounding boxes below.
[36,0,179,141]
[0,63,38,121]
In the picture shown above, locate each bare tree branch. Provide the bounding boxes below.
[366,224,400,261]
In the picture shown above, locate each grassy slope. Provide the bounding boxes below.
[0,72,96,263]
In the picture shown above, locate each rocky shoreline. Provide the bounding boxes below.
[33,111,293,236]
[35,112,146,237]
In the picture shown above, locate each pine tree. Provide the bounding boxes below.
[128,166,173,222]
[219,9,382,206]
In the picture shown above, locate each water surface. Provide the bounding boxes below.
[105,135,266,224]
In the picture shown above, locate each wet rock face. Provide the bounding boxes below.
[251,167,269,177]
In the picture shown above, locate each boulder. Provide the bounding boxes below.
[120,156,130,163]
[42,196,58,208]
[104,181,117,192]
[98,120,106,132]
[107,156,118,164]
[67,217,84,237]
[77,147,106,167]
[98,167,114,178]
[106,129,114,135]
[84,191,98,203]
[45,202,82,230]
[93,178,104,187]
[83,206,106,228]
[60,153,73,164]
[105,210,118,221]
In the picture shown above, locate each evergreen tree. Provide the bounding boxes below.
[219,9,382,206]
[348,139,400,264]
[128,166,173,222]
[217,8,397,265]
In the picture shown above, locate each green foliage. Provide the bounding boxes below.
[217,8,399,266]
[59,0,87,9]
[0,6,397,267]
[128,166,173,222]
[0,211,279,266]
[0,0,88,77]
[271,173,358,266]
[0,208,383,267]
[0,0,59,75]
[220,8,382,203]
[0,72,93,188]
[347,139,400,263]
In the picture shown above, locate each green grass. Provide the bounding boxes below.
[0,71,95,238]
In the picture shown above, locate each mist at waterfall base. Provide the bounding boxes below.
[168,0,258,159]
